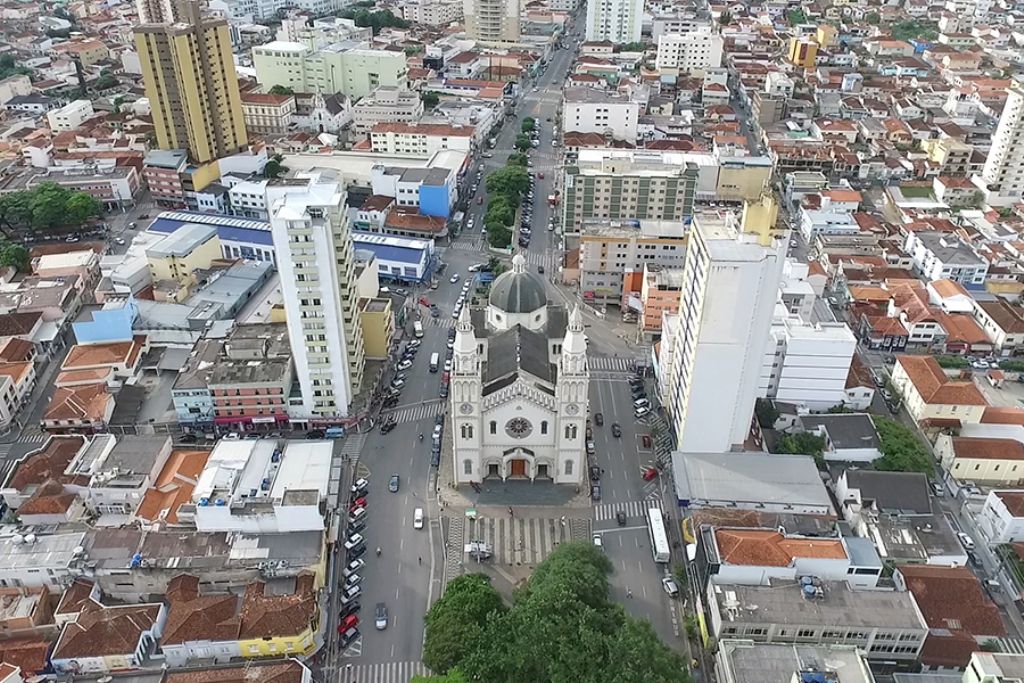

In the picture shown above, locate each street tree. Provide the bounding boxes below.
[424,574,505,673]
[485,166,530,202]
[64,191,102,225]
[521,117,536,133]
[514,134,532,152]
[426,542,692,683]
[873,416,934,474]
[0,242,29,272]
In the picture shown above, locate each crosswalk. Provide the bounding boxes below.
[17,427,47,444]
[465,515,590,567]
[421,317,455,330]
[336,660,431,682]
[381,400,445,424]
[445,241,486,252]
[0,456,17,485]
[992,638,1024,654]
[594,498,662,523]
[589,356,645,373]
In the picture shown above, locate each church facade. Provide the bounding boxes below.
[449,255,589,486]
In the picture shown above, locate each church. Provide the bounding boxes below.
[449,255,589,486]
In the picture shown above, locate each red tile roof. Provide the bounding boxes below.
[898,565,1005,667]
[135,450,210,525]
[164,661,307,683]
[995,491,1024,517]
[715,529,846,566]
[896,355,988,406]
[982,407,1024,425]
[950,436,1024,461]
[8,436,88,490]
[0,638,49,675]
[52,599,161,660]
[371,122,474,137]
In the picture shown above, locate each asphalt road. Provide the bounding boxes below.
[589,375,687,651]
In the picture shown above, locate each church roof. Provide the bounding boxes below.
[469,306,568,340]
[488,255,547,314]
[483,325,555,393]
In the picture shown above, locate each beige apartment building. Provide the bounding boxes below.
[562,153,699,234]
[577,220,688,307]
[352,87,425,139]
[134,1,247,165]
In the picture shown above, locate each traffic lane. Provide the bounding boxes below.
[590,378,636,504]
[595,378,651,503]
[356,424,433,661]
[600,527,679,641]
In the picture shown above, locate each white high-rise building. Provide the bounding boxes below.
[585,0,643,44]
[662,197,786,453]
[268,174,365,421]
[463,0,520,43]
[975,82,1024,207]
[655,28,724,76]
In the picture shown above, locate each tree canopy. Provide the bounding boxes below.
[507,153,528,167]
[339,7,409,34]
[521,118,536,133]
[0,182,101,234]
[772,431,827,467]
[485,165,530,203]
[0,55,31,80]
[424,542,692,683]
[514,134,532,152]
[873,416,934,475]
[421,91,440,108]
[0,242,29,272]
[268,85,294,95]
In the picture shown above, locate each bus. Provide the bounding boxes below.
[647,507,670,564]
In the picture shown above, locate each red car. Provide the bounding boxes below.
[338,614,359,632]
[642,467,658,482]
[419,296,431,307]
[538,172,545,179]
[349,497,367,512]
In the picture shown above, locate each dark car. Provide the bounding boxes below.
[179,433,198,443]
[430,450,441,467]
[380,420,397,434]
[348,544,366,560]
[628,378,644,388]
[339,600,361,618]
[615,510,627,526]
[594,412,604,426]
[306,430,325,439]
[348,519,365,535]
[339,626,360,647]
[968,551,982,568]
[589,465,601,482]
[611,423,622,437]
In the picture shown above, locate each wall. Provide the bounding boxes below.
[359,300,393,360]
[148,235,222,284]
[419,183,450,218]
[977,491,1024,543]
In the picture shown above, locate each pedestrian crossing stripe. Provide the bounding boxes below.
[995,638,1024,655]
[465,516,589,567]
[588,356,645,373]
[381,401,445,424]
[339,660,431,682]
[17,432,47,444]
[594,499,662,522]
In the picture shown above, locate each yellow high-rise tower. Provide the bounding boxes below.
[134,0,247,165]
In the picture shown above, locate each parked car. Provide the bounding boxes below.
[594,412,604,426]
[661,577,680,598]
[589,465,601,482]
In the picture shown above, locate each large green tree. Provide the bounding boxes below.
[64,192,102,225]
[514,134,532,152]
[485,166,530,203]
[521,117,536,133]
[425,542,692,683]
[0,183,100,234]
[873,416,934,474]
[268,84,294,95]
[424,574,506,673]
[0,242,29,272]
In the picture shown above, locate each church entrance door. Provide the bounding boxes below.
[536,464,550,480]
[486,464,500,479]
[510,459,527,478]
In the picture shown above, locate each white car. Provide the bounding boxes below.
[343,559,365,577]
[444,359,453,371]
[450,274,461,283]
[592,534,603,548]
[468,264,481,272]
[350,478,368,495]
[397,359,412,371]
[344,534,364,550]
[661,577,680,597]
[452,308,461,319]
[957,531,975,551]
[391,378,405,389]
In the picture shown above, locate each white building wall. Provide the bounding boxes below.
[978,82,1024,206]
[268,180,354,419]
[668,213,786,453]
[655,29,724,75]
[774,321,857,411]
[977,491,1024,543]
[562,100,639,141]
[585,0,643,43]
[46,99,94,132]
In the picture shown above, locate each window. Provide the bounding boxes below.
[541,421,548,435]
[461,424,474,439]
[464,459,472,475]
[564,460,573,475]
[489,421,497,434]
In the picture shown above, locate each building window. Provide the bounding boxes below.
[564,460,573,475]
[541,421,548,435]
[464,459,472,475]
[461,424,474,439]
[490,420,497,434]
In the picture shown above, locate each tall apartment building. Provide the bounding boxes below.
[975,81,1024,207]
[562,151,698,233]
[134,1,247,165]
[562,88,640,141]
[585,0,643,43]
[662,196,786,453]
[463,0,520,43]
[253,42,409,101]
[268,174,365,420]
[655,28,724,77]
[136,0,183,24]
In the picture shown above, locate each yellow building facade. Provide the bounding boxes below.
[134,3,247,164]
[788,38,819,69]
[146,226,222,285]
[358,297,395,360]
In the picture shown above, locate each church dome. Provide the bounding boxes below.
[488,254,547,314]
